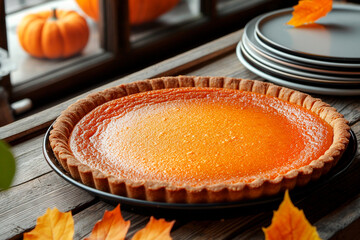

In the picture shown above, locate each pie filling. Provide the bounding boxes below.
[69,87,333,187]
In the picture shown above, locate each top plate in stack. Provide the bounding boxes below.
[237,3,360,95]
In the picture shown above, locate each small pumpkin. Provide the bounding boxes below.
[17,9,89,59]
[75,0,179,25]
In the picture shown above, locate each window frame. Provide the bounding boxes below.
[3,0,128,104]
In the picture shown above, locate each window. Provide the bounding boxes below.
[0,0,296,122]
[6,0,104,86]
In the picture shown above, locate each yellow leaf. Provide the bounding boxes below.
[85,204,130,240]
[23,208,74,240]
[287,0,333,27]
[131,216,175,240]
[263,190,321,240]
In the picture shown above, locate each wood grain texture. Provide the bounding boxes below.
[0,172,94,239]
[1,27,360,240]
[72,201,152,239]
[10,135,51,186]
[170,214,269,240]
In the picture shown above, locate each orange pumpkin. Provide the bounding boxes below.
[75,0,179,25]
[17,9,89,59]
[75,0,99,21]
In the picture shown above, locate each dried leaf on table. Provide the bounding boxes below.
[85,204,130,240]
[23,208,74,240]
[263,190,321,240]
[287,0,333,27]
[131,216,175,240]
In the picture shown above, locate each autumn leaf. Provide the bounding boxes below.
[287,0,333,27]
[85,204,130,240]
[263,190,321,240]
[23,208,74,240]
[0,140,16,190]
[131,216,175,240]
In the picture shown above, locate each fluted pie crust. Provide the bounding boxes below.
[49,76,350,203]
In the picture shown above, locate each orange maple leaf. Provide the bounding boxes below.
[85,204,130,240]
[263,190,321,240]
[23,208,74,240]
[287,0,333,27]
[131,216,175,240]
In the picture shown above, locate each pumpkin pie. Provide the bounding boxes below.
[49,76,350,203]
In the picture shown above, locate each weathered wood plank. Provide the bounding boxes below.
[0,172,95,239]
[72,201,151,240]
[170,213,269,240]
[10,134,51,186]
[182,51,261,81]
[320,96,360,125]
[2,27,360,240]
[183,53,251,78]
[72,201,114,240]
[316,194,360,240]
[4,50,360,240]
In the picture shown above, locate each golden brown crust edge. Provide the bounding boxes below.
[49,76,350,203]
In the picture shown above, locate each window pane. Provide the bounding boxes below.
[130,0,201,46]
[5,0,51,14]
[5,0,103,86]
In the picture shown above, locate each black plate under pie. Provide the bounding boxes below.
[43,124,357,218]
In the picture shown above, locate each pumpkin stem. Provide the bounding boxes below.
[50,8,57,20]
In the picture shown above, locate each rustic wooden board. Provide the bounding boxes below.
[1,27,360,239]
[0,172,95,239]
[72,201,153,239]
[10,134,51,186]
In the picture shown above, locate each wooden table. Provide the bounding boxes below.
[1,29,360,240]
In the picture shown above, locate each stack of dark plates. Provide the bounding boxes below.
[237,3,360,95]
